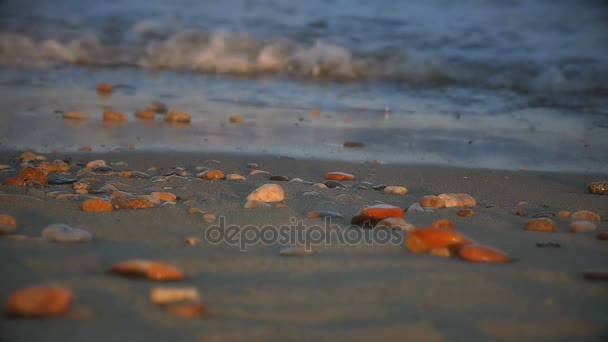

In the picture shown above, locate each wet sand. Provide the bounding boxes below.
[1,150,607,341]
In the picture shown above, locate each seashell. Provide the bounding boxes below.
[41,223,92,243]
[458,244,510,263]
[325,172,355,181]
[570,210,600,221]
[82,198,113,212]
[524,218,556,232]
[351,204,405,227]
[108,259,185,281]
[5,286,73,318]
[246,184,284,203]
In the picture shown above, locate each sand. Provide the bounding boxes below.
[0,150,607,341]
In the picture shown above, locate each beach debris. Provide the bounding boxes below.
[164,111,191,124]
[524,218,556,232]
[229,116,244,123]
[598,232,608,240]
[457,209,475,217]
[582,271,608,281]
[437,193,477,207]
[569,220,597,233]
[150,287,200,305]
[269,175,289,181]
[325,172,355,181]
[458,244,510,263]
[41,223,92,243]
[82,198,113,212]
[351,204,405,227]
[147,101,168,113]
[0,214,17,234]
[198,170,225,180]
[244,199,271,209]
[375,217,414,231]
[63,111,87,120]
[383,186,408,195]
[305,211,343,219]
[97,83,113,94]
[556,211,571,219]
[108,259,185,281]
[588,181,608,195]
[246,184,284,203]
[406,227,471,254]
[166,302,206,318]
[536,242,561,248]
[280,246,314,256]
[103,110,127,122]
[570,210,600,221]
[151,192,177,203]
[226,174,245,180]
[419,195,446,209]
[184,237,201,246]
[112,196,157,209]
[18,167,48,185]
[135,110,155,120]
[343,142,364,148]
[5,286,73,318]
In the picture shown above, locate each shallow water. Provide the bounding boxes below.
[0,1,607,172]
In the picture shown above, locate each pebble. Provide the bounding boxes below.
[73,182,91,194]
[556,211,571,218]
[536,242,561,248]
[244,199,272,209]
[112,196,157,209]
[0,214,17,234]
[302,191,318,196]
[407,203,432,213]
[524,218,556,232]
[184,237,201,246]
[457,209,475,218]
[598,232,608,240]
[19,151,37,162]
[289,178,304,182]
[269,175,289,181]
[325,172,355,181]
[325,180,348,189]
[151,192,177,203]
[56,194,81,201]
[280,246,314,256]
[569,220,597,233]
[197,170,225,180]
[39,160,70,173]
[147,101,168,113]
[247,163,259,169]
[63,111,87,120]
[226,174,245,180]
[86,160,106,171]
[82,198,113,212]
[166,302,206,318]
[0,164,13,171]
[47,176,77,185]
[431,219,455,229]
[343,142,364,148]
[229,116,244,123]
[419,195,446,209]
[135,110,155,120]
[305,211,343,219]
[97,83,113,94]
[109,259,185,281]
[438,193,477,207]
[582,271,608,281]
[429,247,453,258]
[18,167,48,184]
[406,228,471,254]
[246,184,285,203]
[532,212,555,218]
[249,170,270,177]
[383,186,408,195]
[164,111,191,124]
[103,110,127,122]
[3,178,27,186]
[188,208,205,215]
[41,223,92,243]
[313,183,328,189]
[570,210,600,221]
[458,244,510,263]
[375,217,414,231]
[351,204,405,227]
[588,181,608,195]
[310,109,321,116]
[203,214,216,222]
[5,286,73,318]
[150,287,200,305]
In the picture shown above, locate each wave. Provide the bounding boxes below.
[1,26,607,94]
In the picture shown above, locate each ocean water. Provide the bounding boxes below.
[0,0,607,171]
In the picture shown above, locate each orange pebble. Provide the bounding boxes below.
[198,170,225,180]
[151,192,177,202]
[406,228,471,254]
[310,109,321,117]
[18,167,48,184]
[81,198,113,212]
[229,116,244,123]
[570,210,600,221]
[524,218,556,232]
[457,209,475,218]
[0,214,17,228]
[5,286,73,318]
[166,302,206,318]
[109,260,184,281]
[97,83,113,94]
[134,110,155,120]
[458,244,510,263]
[420,195,446,208]
[431,219,455,229]
[112,197,156,209]
[103,110,127,122]
[325,172,355,181]
[351,204,405,227]
[2,178,28,187]
[164,112,191,124]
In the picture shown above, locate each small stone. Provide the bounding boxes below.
[457,209,475,218]
[325,180,347,189]
[0,214,17,234]
[375,217,414,231]
[112,196,157,209]
[86,160,106,171]
[226,174,245,180]
[280,246,314,256]
[63,111,87,120]
[458,244,510,263]
[18,167,48,184]
[47,177,77,185]
[148,101,168,113]
[229,116,244,123]
[97,83,113,94]
[343,142,364,148]
[109,259,185,281]
[302,191,318,196]
[305,211,343,219]
[289,178,304,182]
[570,220,597,233]
[3,178,27,186]
[406,228,471,254]
[184,237,201,246]
[188,208,205,215]
[429,247,453,258]
[532,212,555,218]
[524,218,556,232]
[407,203,432,213]
[246,163,259,169]
[325,172,355,181]
[249,170,270,177]
[310,109,321,116]
[135,110,155,120]
[19,151,37,162]
[246,184,284,203]
[0,164,13,171]
[269,175,290,181]
[570,210,600,221]
[56,194,81,201]
[351,204,405,227]
[150,287,200,305]
[437,193,477,207]
[166,302,206,318]
[383,186,408,195]
[598,232,608,240]
[39,160,70,173]
[82,198,113,212]
[582,271,608,281]
[244,199,272,209]
[198,170,225,180]
[420,196,445,209]
[103,110,127,122]
[431,219,455,229]
[79,146,93,152]
[313,183,328,189]
[588,181,608,195]
[151,192,177,203]
[203,214,216,222]
[41,223,92,243]
[164,111,191,124]
[5,286,73,318]
[556,211,571,219]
